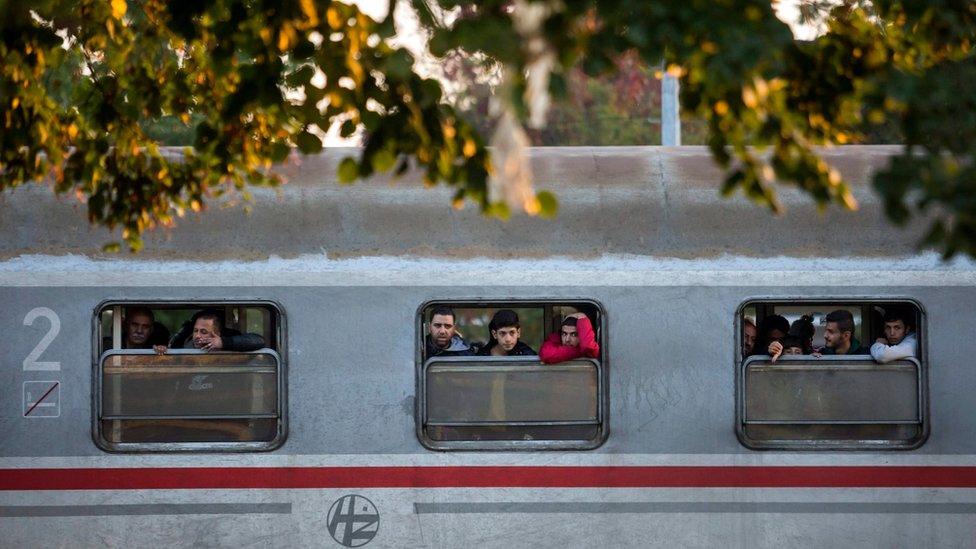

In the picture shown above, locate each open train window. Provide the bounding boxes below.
[736,298,927,450]
[93,301,286,452]
[417,300,608,450]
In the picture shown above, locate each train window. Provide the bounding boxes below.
[93,301,285,451]
[736,299,927,450]
[417,300,607,450]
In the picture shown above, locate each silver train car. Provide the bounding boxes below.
[1,147,975,548]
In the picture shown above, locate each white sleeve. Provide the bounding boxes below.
[870,335,917,364]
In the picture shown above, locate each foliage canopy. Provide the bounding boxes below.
[1,0,975,256]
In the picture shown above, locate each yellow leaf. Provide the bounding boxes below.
[714,100,729,116]
[841,190,859,211]
[299,0,319,26]
[67,123,78,139]
[111,0,127,19]
[327,7,343,30]
[277,23,297,51]
[11,97,19,109]
[462,139,476,158]
[742,87,757,109]
[666,64,685,77]
[828,168,842,186]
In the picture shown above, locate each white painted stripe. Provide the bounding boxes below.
[0,503,291,517]
[1,253,975,287]
[2,270,976,287]
[413,501,976,514]
[3,454,976,468]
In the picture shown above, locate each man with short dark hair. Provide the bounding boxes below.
[477,309,536,356]
[818,309,869,355]
[425,306,474,358]
[540,313,600,364]
[158,309,265,353]
[870,308,917,363]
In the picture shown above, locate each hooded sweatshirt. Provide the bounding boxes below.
[540,316,600,364]
[425,334,474,358]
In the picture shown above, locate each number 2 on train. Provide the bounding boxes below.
[23,307,61,371]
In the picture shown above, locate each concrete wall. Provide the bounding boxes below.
[0,146,924,259]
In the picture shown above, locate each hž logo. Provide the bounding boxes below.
[188,375,214,391]
[327,494,379,547]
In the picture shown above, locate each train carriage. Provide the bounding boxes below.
[1,147,975,548]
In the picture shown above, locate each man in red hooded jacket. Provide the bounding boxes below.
[540,313,600,364]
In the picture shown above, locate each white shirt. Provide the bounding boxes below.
[870,332,917,364]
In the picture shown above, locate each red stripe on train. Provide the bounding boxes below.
[2,466,976,490]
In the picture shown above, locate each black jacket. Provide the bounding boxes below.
[477,340,537,357]
[170,321,266,352]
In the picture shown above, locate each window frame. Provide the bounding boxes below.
[735,297,929,451]
[415,298,609,451]
[91,299,287,453]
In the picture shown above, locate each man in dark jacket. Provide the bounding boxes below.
[157,309,265,353]
[817,309,870,356]
[477,309,537,357]
[425,306,474,358]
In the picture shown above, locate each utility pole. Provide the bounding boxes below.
[662,72,681,146]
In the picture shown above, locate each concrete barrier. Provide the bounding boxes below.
[0,146,927,259]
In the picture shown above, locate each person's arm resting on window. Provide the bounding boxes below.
[221,331,266,352]
[870,333,917,364]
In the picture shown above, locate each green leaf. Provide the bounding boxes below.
[371,149,396,172]
[339,119,357,137]
[536,191,558,219]
[296,131,323,154]
[385,49,415,80]
[338,157,359,184]
[485,201,511,220]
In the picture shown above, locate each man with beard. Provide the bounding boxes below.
[425,306,474,358]
[816,309,869,356]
